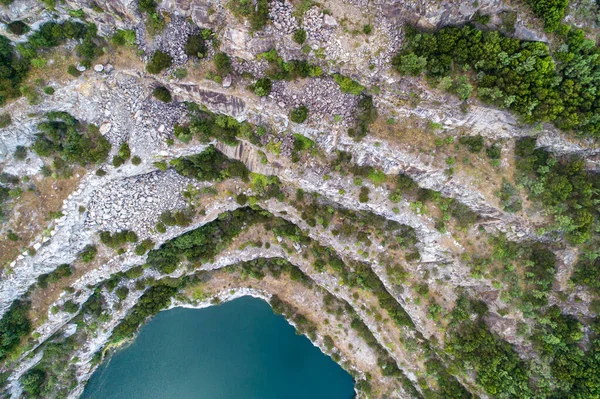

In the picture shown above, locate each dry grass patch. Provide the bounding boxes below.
[0,170,84,269]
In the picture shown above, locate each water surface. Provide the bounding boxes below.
[82,296,355,399]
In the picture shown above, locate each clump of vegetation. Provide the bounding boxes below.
[152,86,172,102]
[251,77,272,97]
[393,25,600,137]
[333,74,365,95]
[293,29,306,44]
[213,52,232,76]
[31,112,111,166]
[0,300,31,361]
[0,20,103,105]
[134,238,155,256]
[348,95,377,141]
[171,145,249,182]
[7,21,30,36]
[37,264,73,288]
[80,244,97,262]
[146,51,172,74]
[99,230,138,249]
[526,0,569,32]
[227,0,270,32]
[112,284,179,341]
[290,105,309,123]
[257,49,322,81]
[110,29,136,46]
[184,33,206,58]
[459,135,484,153]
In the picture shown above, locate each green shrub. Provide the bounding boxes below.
[138,0,157,14]
[131,155,142,165]
[526,0,569,32]
[213,52,232,76]
[252,78,272,96]
[110,29,136,46]
[228,0,270,32]
[146,51,172,74]
[118,142,131,160]
[42,86,55,95]
[7,21,30,36]
[359,186,370,203]
[67,65,81,77]
[32,112,111,166]
[112,155,125,168]
[0,300,31,360]
[293,29,306,44]
[21,369,45,396]
[333,74,365,95]
[290,105,308,123]
[184,34,206,58]
[14,145,27,160]
[459,135,484,153]
[0,113,11,128]
[152,86,172,102]
[154,160,168,171]
[80,244,97,262]
[171,145,249,182]
[362,24,372,34]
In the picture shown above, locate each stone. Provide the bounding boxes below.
[323,15,337,27]
[94,64,104,72]
[76,64,87,72]
[99,122,112,135]
[222,75,232,88]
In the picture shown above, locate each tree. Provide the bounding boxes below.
[394,53,427,76]
[213,52,232,76]
[146,51,172,74]
[152,86,172,102]
[290,105,308,123]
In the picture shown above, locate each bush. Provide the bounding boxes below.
[359,186,370,203]
[184,34,206,58]
[118,142,131,160]
[138,0,157,14]
[333,74,365,95]
[290,105,308,123]
[363,24,372,34]
[112,155,124,168]
[213,52,232,76]
[459,135,484,153]
[293,29,306,44]
[7,21,30,36]
[21,369,45,396]
[152,86,172,102]
[67,65,81,77]
[348,95,377,141]
[14,145,27,160]
[526,0,569,32]
[80,244,97,262]
[0,300,31,360]
[100,230,138,248]
[146,51,172,74]
[32,112,111,166]
[131,155,142,165]
[228,0,270,32]
[42,86,55,95]
[110,29,136,46]
[134,238,154,256]
[252,78,272,96]
[0,113,11,128]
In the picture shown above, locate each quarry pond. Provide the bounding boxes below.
[82,296,355,399]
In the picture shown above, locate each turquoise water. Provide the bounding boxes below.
[82,296,355,399]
